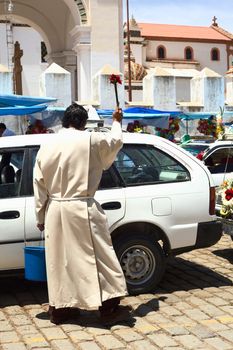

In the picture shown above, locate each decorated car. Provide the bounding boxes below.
[0,132,222,294]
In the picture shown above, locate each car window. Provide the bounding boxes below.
[30,147,122,192]
[181,144,209,156]
[114,144,190,185]
[204,147,233,173]
[0,150,25,198]
[98,167,122,190]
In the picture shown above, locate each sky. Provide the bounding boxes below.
[125,0,233,33]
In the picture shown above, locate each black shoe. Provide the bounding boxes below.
[49,306,80,325]
[100,305,132,326]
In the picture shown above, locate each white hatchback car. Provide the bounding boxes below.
[0,132,222,294]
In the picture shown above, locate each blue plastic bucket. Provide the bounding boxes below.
[24,246,47,282]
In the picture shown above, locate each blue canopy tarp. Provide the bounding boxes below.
[97,106,182,119]
[0,104,48,116]
[97,107,185,128]
[0,94,57,107]
[181,112,217,120]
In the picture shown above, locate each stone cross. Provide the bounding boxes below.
[12,41,23,95]
[212,16,218,26]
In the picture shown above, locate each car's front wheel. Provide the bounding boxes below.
[113,234,166,295]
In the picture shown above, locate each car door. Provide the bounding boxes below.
[113,143,208,249]
[24,148,126,240]
[95,166,126,229]
[0,148,27,270]
[24,147,42,243]
[204,146,233,186]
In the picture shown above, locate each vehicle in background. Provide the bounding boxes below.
[0,133,222,294]
[201,134,233,187]
[179,136,214,158]
[180,142,211,157]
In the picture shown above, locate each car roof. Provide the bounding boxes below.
[209,139,233,147]
[181,142,210,147]
[0,131,175,148]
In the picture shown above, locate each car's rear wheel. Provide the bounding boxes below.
[113,234,166,295]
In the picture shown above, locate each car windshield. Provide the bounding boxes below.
[180,143,210,156]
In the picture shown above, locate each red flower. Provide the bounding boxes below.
[110,74,122,85]
[196,151,204,160]
[225,189,233,201]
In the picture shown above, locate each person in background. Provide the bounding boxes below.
[0,123,15,137]
[33,103,130,326]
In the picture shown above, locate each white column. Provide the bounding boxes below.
[76,44,91,101]
[70,25,92,102]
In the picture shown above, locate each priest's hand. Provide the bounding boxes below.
[37,223,45,231]
[113,108,123,123]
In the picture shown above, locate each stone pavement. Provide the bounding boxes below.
[1,234,233,350]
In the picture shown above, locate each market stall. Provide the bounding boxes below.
[0,94,57,134]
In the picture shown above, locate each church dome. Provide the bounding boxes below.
[124,61,147,81]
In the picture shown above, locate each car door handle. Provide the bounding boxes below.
[101,202,121,210]
[0,211,20,219]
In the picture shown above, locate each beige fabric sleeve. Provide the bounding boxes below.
[33,153,49,225]
[93,121,123,170]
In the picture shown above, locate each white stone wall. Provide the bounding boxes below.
[145,40,228,76]
[143,72,176,110]
[191,77,203,103]
[0,25,8,65]
[13,27,48,96]
[0,24,48,96]
[130,43,143,65]
[191,70,225,112]
[226,74,233,104]
[89,0,123,78]
[176,78,191,102]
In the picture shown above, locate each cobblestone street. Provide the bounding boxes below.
[1,234,233,350]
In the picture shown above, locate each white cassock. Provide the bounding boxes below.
[33,121,128,309]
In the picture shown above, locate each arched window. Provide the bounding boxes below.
[157,46,166,59]
[211,48,220,61]
[185,47,193,60]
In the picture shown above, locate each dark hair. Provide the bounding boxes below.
[62,102,88,130]
[0,123,6,130]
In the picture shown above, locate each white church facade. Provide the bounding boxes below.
[1,2,233,112]
[0,0,124,104]
[124,17,233,107]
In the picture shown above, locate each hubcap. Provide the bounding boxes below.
[120,245,156,285]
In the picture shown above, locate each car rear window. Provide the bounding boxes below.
[114,144,190,185]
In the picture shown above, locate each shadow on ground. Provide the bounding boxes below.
[0,255,232,309]
[0,274,48,307]
[212,248,233,264]
[156,255,233,293]
[36,307,136,329]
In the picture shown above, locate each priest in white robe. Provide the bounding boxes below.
[33,103,128,325]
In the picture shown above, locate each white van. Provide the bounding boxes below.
[0,132,222,294]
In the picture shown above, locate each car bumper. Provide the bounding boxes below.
[172,220,222,255]
[195,220,222,248]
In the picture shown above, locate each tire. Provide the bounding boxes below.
[113,234,166,295]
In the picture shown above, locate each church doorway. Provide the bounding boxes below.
[0,0,88,99]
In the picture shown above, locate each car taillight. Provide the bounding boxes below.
[209,187,216,215]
